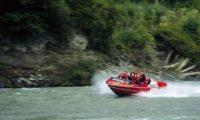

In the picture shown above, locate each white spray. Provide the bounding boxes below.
[138,81,200,98]
[92,70,114,94]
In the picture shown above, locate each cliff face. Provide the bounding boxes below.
[0,33,108,88]
[0,0,200,87]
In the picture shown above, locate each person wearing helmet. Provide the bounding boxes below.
[130,71,140,84]
[123,71,129,80]
[117,71,129,80]
[117,73,124,79]
[138,72,145,84]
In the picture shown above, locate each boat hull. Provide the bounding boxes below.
[106,78,167,96]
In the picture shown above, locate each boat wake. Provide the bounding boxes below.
[92,70,200,98]
[138,81,200,98]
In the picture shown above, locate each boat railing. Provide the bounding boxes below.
[111,77,131,83]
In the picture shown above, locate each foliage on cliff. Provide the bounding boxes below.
[0,0,200,87]
[1,0,200,62]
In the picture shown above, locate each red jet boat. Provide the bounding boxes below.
[106,77,167,96]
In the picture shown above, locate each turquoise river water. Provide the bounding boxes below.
[1,80,200,120]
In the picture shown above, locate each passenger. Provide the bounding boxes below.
[130,71,140,84]
[117,73,124,79]
[117,71,129,80]
[133,69,139,74]
[129,72,134,82]
[138,72,146,84]
[123,71,129,80]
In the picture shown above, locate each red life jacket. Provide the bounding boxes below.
[118,72,129,80]
[117,74,123,79]
[130,76,138,83]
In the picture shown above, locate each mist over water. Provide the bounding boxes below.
[92,70,200,98]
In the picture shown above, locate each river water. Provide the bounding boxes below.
[1,80,200,120]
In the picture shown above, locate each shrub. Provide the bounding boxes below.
[114,28,153,50]
[183,19,200,46]
[0,0,71,42]
[143,4,167,25]
[61,59,96,86]
[154,27,200,65]
[66,0,120,53]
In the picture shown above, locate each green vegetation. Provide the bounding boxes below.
[0,0,200,87]
[48,54,94,86]
[61,59,96,86]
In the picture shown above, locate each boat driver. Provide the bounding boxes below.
[130,70,140,84]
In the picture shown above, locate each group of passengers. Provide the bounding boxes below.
[117,70,151,85]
